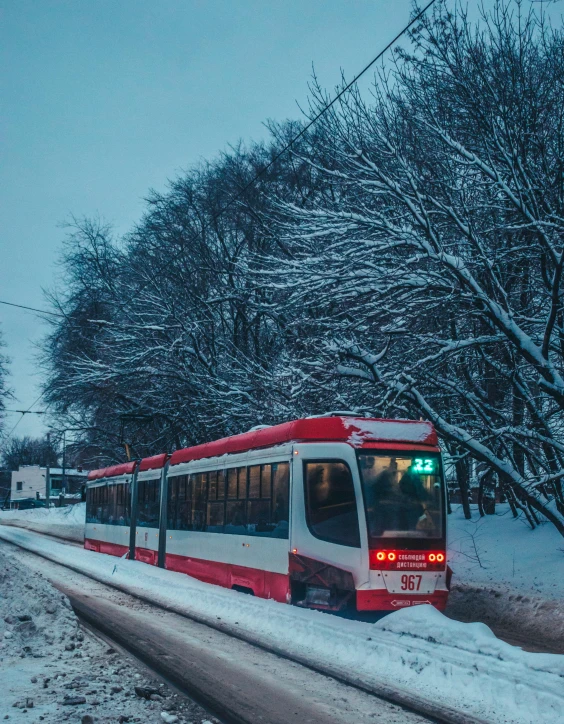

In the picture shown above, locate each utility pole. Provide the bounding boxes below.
[45,432,51,508]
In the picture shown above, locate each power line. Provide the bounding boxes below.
[0,1,437,326]
[4,409,47,414]
[0,299,65,317]
[1,391,48,443]
[106,0,438,321]
[215,0,438,209]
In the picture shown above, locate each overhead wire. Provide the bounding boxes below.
[0,299,65,317]
[0,0,438,326]
[1,391,48,444]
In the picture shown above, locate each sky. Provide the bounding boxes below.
[1,0,560,444]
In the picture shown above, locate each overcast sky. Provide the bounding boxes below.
[0,0,559,444]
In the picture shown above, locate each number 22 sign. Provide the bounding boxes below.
[413,458,435,473]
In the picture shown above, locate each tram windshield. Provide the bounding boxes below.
[357,453,444,543]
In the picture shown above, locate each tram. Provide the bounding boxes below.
[85,415,449,612]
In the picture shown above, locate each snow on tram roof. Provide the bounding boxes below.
[87,453,170,481]
[138,453,168,472]
[87,417,438,480]
[168,416,438,466]
[87,461,136,481]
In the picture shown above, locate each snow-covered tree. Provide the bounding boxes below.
[41,141,329,461]
[265,1,564,534]
[1,435,59,470]
[41,1,564,539]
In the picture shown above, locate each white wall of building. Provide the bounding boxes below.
[10,466,88,501]
[11,465,46,501]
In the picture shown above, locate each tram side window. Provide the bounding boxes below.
[137,479,146,526]
[125,482,131,524]
[225,466,247,534]
[178,475,192,530]
[167,463,290,539]
[138,477,160,528]
[208,470,218,501]
[192,473,207,532]
[101,485,110,524]
[86,486,97,523]
[261,464,272,499]
[206,470,225,533]
[207,498,225,532]
[112,482,130,526]
[91,486,103,524]
[86,487,92,523]
[248,466,260,499]
[107,485,116,524]
[168,475,192,530]
[167,476,178,529]
[271,463,290,537]
[100,486,107,524]
[237,467,247,499]
[244,462,289,539]
[227,467,237,499]
[304,461,360,547]
[217,470,226,500]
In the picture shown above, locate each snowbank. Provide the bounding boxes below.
[447,504,564,650]
[0,546,216,723]
[448,504,563,599]
[0,525,562,724]
[0,502,85,542]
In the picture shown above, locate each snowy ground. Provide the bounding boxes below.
[0,503,85,543]
[0,547,217,724]
[446,504,564,650]
[448,504,563,599]
[0,525,562,724]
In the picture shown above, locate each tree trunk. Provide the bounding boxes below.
[455,452,471,520]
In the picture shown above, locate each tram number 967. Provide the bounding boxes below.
[400,574,422,591]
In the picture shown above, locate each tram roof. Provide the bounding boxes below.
[168,416,438,467]
[87,461,136,481]
[87,417,438,481]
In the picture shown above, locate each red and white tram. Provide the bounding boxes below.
[85,415,449,612]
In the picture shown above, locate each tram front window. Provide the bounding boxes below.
[357,453,443,543]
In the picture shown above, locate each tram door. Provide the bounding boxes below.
[134,474,161,565]
[290,443,369,604]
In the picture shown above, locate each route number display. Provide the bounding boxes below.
[412,458,436,473]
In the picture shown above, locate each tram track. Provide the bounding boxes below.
[0,530,486,724]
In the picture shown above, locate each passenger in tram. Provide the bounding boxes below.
[396,469,425,532]
[363,457,435,537]
[364,457,398,536]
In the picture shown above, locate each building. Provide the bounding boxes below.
[10,465,89,507]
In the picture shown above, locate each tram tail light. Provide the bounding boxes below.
[369,550,447,570]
